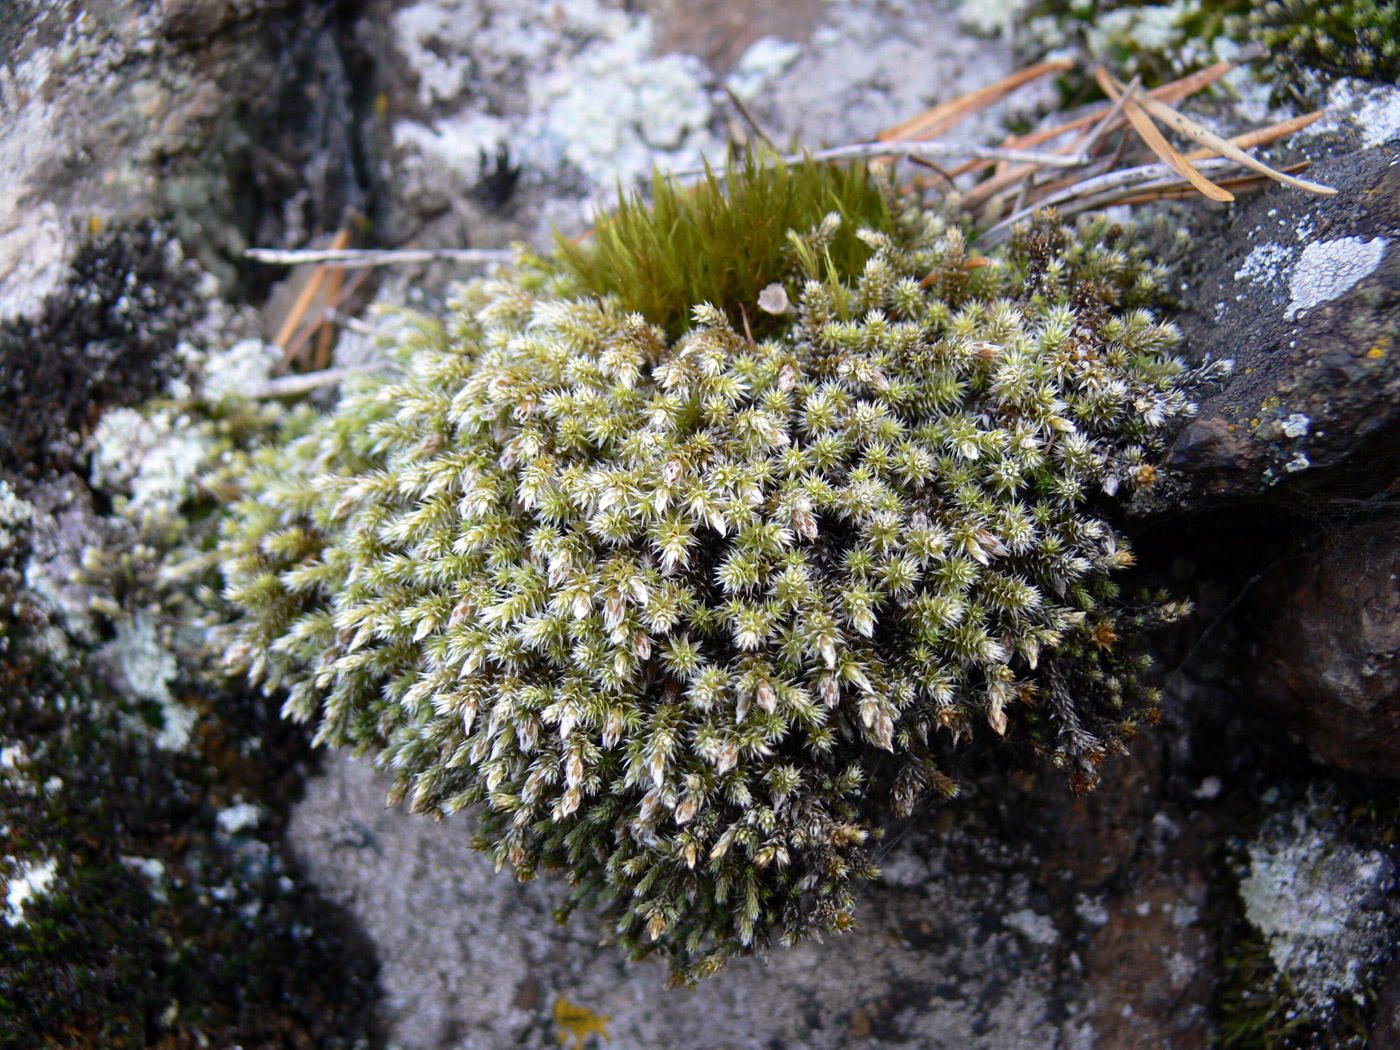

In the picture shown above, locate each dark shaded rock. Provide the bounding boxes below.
[1249,518,1400,775]
[1145,145,1400,511]
[0,222,199,486]
[160,0,296,41]
[1372,956,1400,1049]
[0,544,385,1050]
[1012,748,1163,888]
[1079,867,1215,1050]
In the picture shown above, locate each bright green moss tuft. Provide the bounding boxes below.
[212,163,1204,980]
[558,154,892,341]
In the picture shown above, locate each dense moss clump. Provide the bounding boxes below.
[212,161,1202,979]
[1019,0,1399,100]
[1243,0,1400,85]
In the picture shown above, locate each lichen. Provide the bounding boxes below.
[210,160,1203,980]
[1217,797,1397,1050]
[1239,807,1395,1007]
[0,481,32,559]
[1284,237,1389,320]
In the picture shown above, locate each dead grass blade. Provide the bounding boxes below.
[1095,65,1233,202]
[1183,111,1324,159]
[1125,88,1336,194]
[877,58,1072,142]
[1114,162,1314,204]
[274,227,351,365]
[959,75,1140,212]
[977,157,1248,244]
[946,59,1243,179]
[248,247,514,267]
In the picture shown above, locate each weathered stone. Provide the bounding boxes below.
[0,0,370,319]
[289,752,1077,1050]
[1149,135,1400,510]
[1079,869,1215,1050]
[1250,519,1400,775]
[1371,956,1400,1050]
[1237,802,1397,1010]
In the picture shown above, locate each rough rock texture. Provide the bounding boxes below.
[2,1,1399,1047]
[1249,519,1400,775]
[1238,801,1397,1010]
[1157,87,1400,508]
[0,0,370,319]
[366,0,1050,259]
[290,752,1080,1050]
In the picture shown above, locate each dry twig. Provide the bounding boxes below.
[247,247,515,268]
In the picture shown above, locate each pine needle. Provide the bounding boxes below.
[1095,65,1234,202]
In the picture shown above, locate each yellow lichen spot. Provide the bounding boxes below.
[375,92,389,120]
[554,996,610,1050]
[88,214,101,235]
[1368,335,1390,359]
[1245,367,1254,374]
[1227,424,1237,432]
[1261,395,1281,411]
[1250,418,1260,428]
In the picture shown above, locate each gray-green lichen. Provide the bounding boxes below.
[210,165,1204,980]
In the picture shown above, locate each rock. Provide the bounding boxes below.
[1078,870,1215,1050]
[1250,519,1400,775]
[0,0,369,320]
[1035,748,1164,888]
[289,752,1076,1050]
[1153,115,1400,508]
[1371,956,1400,1050]
[160,0,295,41]
[370,0,1052,261]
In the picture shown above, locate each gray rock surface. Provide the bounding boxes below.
[1250,519,1400,775]
[290,751,1079,1050]
[0,0,367,319]
[368,0,1050,254]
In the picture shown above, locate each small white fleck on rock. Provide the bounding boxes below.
[1234,243,1295,287]
[3,856,57,924]
[216,802,264,836]
[1004,908,1059,946]
[1193,775,1223,800]
[1285,452,1311,473]
[1281,413,1310,438]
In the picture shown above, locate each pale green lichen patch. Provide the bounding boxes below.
[1239,806,1396,1007]
[0,479,32,556]
[1284,236,1389,320]
[210,163,1203,980]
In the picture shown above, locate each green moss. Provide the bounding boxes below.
[1019,0,1398,102]
[1243,0,1400,85]
[557,154,892,341]
[210,161,1203,981]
